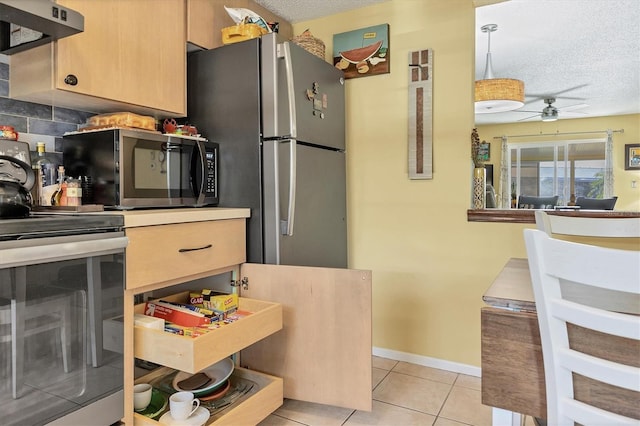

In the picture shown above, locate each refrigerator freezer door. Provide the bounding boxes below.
[263,140,347,268]
[262,35,345,151]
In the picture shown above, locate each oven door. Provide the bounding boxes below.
[120,131,200,207]
[0,233,128,426]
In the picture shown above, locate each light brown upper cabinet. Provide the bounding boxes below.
[187,0,293,50]
[10,0,186,118]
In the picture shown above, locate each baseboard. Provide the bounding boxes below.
[372,346,481,378]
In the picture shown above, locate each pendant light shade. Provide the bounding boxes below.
[475,24,525,114]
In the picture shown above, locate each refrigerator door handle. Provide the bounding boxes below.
[281,139,296,236]
[279,41,297,139]
[279,41,297,236]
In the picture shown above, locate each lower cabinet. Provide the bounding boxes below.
[125,217,372,425]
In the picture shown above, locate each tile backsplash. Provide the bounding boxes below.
[0,56,95,160]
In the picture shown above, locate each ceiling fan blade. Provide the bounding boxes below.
[509,109,541,113]
[517,114,540,122]
[558,111,588,117]
[558,103,589,112]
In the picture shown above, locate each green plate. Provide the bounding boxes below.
[136,388,168,419]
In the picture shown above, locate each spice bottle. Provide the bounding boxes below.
[66,178,82,206]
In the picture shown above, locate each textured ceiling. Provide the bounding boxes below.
[475,0,640,124]
[252,0,639,125]
[252,0,388,23]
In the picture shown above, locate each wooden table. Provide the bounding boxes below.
[481,258,640,425]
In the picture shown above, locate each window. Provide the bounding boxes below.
[508,139,608,206]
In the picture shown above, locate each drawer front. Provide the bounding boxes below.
[134,366,283,425]
[134,295,283,373]
[126,219,245,289]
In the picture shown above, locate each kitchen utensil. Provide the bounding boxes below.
[172,357,234,396]
[198,379,230,401]
[159,406,210,426]
[133,383,153,411]
[137,388,168,419]
[0,155,35,218]
[169,391,200,421]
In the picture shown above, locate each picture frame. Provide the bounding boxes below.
[333,24,390,79]
[624,144,640,170]
[478,142,490,162]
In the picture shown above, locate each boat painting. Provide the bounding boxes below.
[333,24,390,79]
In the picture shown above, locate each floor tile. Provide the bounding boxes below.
[258,414,306,425]
[372,371,452,416]
[270,398,353,426]
[433,417,473,426]
[454,374,481,391]
[345,400,436,425]
[372,356,397,371]
[392,361,458,385]
[439,385,492,426]
[372,367,388,390]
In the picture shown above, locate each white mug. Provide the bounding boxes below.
[133,383,153,411]
[170,391,200,420]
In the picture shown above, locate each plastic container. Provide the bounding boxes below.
[87,112,156,131]
[221,24,267,45]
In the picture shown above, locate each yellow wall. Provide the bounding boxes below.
[293,1,640,368]
[477,114,640,212]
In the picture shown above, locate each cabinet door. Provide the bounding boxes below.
[239,263,372,411]
[56,0,186,114]
[187,0,216,50]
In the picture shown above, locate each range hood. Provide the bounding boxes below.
[0,0,83,55]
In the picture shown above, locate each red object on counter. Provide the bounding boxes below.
[0,125,18,140]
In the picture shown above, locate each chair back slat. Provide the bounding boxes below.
[524,228,640,425]
[535,210,640,237]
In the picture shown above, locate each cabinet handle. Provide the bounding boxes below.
[178,244,212,253]
[64,74,78,86]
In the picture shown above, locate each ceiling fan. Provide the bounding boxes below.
[515,97,589,122]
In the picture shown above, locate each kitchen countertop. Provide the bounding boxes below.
[36,207,251,228]
[109,207,250,228]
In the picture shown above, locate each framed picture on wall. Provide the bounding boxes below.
[478,142,490,162]
[333,24,390,79]
[625,144,640,170]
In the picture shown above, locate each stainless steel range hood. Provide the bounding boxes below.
[0,0,83,55]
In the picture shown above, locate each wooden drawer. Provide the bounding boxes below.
[125,219,246,290]
[134,294,282,373]
[134,366,283,426]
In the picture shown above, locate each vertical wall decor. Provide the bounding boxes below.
[408,49,433,179]
[333,24,389,79]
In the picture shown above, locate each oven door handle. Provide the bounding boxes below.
[0,236,129,269]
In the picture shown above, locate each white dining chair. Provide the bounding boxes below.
[535,210,640,238]
[524,228,640,425]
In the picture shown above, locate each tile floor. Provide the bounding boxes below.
[259,355,537,426]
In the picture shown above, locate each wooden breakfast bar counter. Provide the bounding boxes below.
[481,258,640,425]
[468,209,640,223]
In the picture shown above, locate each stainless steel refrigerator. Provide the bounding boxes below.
[187,33,347,268]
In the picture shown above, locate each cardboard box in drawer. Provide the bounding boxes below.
[144,300,212,327]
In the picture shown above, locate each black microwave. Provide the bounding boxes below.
[62,128,218,208]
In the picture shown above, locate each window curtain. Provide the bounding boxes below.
[499,136,509,208]
[604,129,614,198]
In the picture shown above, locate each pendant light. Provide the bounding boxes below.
[475,24,525,114]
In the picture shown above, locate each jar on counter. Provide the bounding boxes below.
[66,178,82,206]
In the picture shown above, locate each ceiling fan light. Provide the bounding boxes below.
[475,78,525,113]
[541,111,558,122]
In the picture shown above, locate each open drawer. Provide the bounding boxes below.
[133,366,283,426]
[134,293,282,373]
